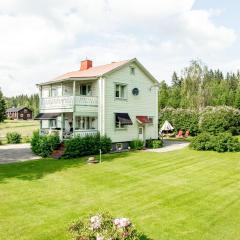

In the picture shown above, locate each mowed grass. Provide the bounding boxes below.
[0,120,39,142]
[0,149,240,240]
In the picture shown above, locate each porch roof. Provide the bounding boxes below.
[34,113,60,120]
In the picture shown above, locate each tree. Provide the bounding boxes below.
[158,80,169,109]
[235,85,240,109]
[0,88,6,122]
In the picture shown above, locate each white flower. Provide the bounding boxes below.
[113,218,131,228]
[96,234,104,240]
[90,215,102,229]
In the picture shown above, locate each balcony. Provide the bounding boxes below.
[40,96,98,110]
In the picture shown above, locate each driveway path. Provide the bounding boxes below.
[146,140,190,153]
[0,143,40,164]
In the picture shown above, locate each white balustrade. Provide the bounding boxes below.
[40,96,98,109]
[74,129,98,138]
[75,96,98,106]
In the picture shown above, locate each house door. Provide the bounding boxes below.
[138,126,144,141]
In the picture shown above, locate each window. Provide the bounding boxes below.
[51,85,62,97]
[24,109,28,113]
[116,143,123,150]
[42,86,50,98]
[115,84,127,99]
[76,116,96,130]
[115,115,126,129]
[27,114,30,118]
[80,84,92,96]
[20,114,23,117]
[50,119,56,128]
[130,66,135,75]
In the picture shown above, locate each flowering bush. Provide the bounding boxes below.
[68,212,148,240]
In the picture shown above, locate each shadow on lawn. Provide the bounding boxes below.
[0,151,132,183]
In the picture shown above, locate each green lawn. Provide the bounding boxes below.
[0,120,39,143]
[0,149,240,240]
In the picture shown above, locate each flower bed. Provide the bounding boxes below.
[68,212,148,239]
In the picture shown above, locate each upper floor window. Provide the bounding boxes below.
[52,85,62,97]
[42,86,50,98]
[80,84,92,96]
[115,84,127,99]
[130,66,135,75]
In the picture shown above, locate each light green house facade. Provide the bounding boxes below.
[36,58,159,149]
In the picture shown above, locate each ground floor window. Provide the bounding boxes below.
[76,116,96,130]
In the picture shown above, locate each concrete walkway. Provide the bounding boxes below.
[0,143,40,164]
[146,140,190,153]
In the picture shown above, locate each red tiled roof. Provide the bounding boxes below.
[54,60,129,81]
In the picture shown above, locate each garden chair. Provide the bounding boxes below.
[176,130,183,138]
[185,130,190,138]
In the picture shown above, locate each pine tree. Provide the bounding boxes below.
[0,88,6,122]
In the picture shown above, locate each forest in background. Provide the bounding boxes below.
[159,60,240,110]
[5,94,39,116]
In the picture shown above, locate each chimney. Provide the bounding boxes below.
[80,59,92,71]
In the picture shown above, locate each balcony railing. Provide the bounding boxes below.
[40,96,98,109]
[74,129,98,138]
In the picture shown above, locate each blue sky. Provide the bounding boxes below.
[0,0,239,96]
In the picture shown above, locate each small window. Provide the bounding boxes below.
[24,109,28,113]
[115,84,126,99]
[27,114,30,117]
[20,114,23,117]
[80,84,92,96]
[116,143,123,150]
[130,66,135,75]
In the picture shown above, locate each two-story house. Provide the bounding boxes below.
[35,58,159,149]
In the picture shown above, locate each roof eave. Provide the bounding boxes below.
[37,76,99,86]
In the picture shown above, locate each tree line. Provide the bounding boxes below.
[5,94,39,116]
[159,60,240,110]
[0,89,39,122]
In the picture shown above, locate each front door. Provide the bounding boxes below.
[138,126,144,141]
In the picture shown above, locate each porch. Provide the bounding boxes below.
[36,112,98,140]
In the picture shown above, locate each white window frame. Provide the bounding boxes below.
[80,84,92,96]
[115,115,127,130]
[130,66,135,75]
[115,83,127,100]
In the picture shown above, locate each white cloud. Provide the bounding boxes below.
[0,0,237,96]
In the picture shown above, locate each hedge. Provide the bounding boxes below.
[63,133,112,158]
[190,132,240,152]
[199,106,240,135]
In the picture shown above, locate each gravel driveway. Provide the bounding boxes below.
[146,140,190,153]
[0,143,40,164]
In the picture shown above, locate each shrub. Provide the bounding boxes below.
[146,139,163,149]
[68,212,146,240]
[199,106,240,135]
[63,133,112,158]
[31,131,60,157]
[212,133,240,152]
[129,139,144,150]
[190,132,214,151]
[6,132,22,144]
[190,132,240,152]
[159,108,199,136]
